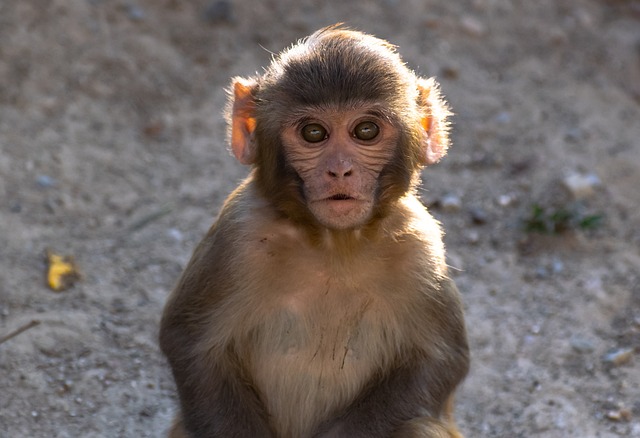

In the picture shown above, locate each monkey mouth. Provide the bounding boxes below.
[314,194,366,218]
[326,194,355,201]
[308,192,372,227]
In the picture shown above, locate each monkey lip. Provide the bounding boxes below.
[326,194,355,201]
[314,194,366,216]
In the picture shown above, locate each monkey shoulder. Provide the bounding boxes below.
[380,194,448,276]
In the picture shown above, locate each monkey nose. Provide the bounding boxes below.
[327,160,353,178]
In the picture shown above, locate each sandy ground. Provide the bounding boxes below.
[1,0,639,437]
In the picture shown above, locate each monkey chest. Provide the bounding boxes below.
[234,252,407,435]
[245,287,398,437]
[219,225,426,434]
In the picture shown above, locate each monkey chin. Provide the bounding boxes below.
[309,198,373,230]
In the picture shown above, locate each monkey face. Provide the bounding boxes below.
[281,105,399,230]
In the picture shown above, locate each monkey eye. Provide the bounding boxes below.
[301,123,328,143]
[353,121,380,141]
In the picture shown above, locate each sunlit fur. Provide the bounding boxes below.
[225,25,452,233]
[162,25,468,438]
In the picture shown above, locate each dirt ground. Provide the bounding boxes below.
[1,0,639,437]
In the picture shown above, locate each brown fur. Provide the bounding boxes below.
[160,25,468,438]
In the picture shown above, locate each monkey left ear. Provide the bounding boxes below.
[229,77,258,165]
[416,78,452,166]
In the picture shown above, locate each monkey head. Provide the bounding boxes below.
[227,25,451,231]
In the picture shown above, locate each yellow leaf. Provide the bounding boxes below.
[46,250,80,291]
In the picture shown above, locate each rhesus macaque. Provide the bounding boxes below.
[160,25,469,438]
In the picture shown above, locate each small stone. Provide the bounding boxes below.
[534,265,549,279]
[497,193,517,207]
[204,0,234,23]
[9,201,21,213]
[126,4,145,21]
[548,28,568,45]
[168,228,183,242]
[465,230,480,245]
[441,194,462,212]
[106,191,139,212]
[494,111,511,124]
[574,9,594,28]
[570,336,595,353]
[469,207,488,225]
[551,258,564,274]
[36,175,56,188]
[606,408,632,422]
[562,172,601,199]
[603,348,634,366]
[441,65,459,80]
[460,16,486,37]
[564,127,583,142]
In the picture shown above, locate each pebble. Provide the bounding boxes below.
[126,4,145,21]
[562,172,601,199]
[548,28,568,46]
[460,16,487,37]
[469,207,488,225]
[465,230,480,245]
[534,265,549,279]
[204,0,234,23]
[9,201,21,213]
[603,348,634,366]
[441,65,459,80]
[497,193,517,207]
[441,194,462,212]
[551,258,564,274]
[606,408,632,422]
[564,127,584,142]
[167,228,183,242]
[494,111,511,124]
[36,175,56,188]
[570,336,595,353]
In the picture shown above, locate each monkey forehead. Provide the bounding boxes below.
[279,101,396,128]
[259,28,418,110]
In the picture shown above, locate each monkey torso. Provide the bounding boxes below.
[175,177,454,437]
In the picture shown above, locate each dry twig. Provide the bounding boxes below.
[0,320,41,345]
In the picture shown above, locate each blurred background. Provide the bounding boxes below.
[1,0,639,436]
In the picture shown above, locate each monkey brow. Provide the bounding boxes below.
[282,104,394,128]
[363,108,394,123]
[287,114,315,128]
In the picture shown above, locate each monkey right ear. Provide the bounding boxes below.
[416,78,452,166]
[229,78,258,165]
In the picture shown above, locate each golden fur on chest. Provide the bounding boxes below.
[246,287,398,438]
[231,236,405,436]
[202,189,448,437]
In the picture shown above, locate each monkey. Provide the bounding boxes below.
[159,25,469,438]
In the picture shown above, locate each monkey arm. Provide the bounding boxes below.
[315,279,469,438]
[159,227,275,438]
[163,341,274,437]
[160,304,275,437]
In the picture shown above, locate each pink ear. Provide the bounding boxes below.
[417,78,451,165]
[230,78,258,165]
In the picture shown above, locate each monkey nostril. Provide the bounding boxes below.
[327,169,352,178]
[327,164,353,178]
[327,158,353,179]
